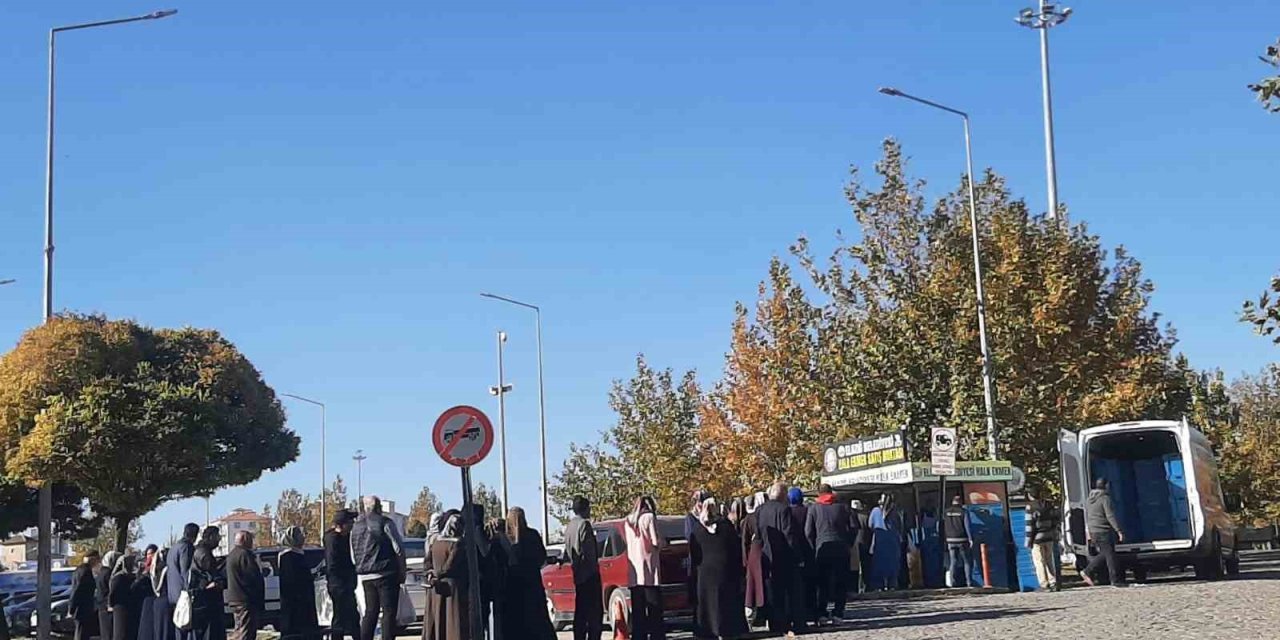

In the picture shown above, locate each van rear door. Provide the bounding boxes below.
[1059,429,1088,552]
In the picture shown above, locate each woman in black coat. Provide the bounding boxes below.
[109,555,138,640]
[190,527,227,640]
[690,498,748,640]
[132,546,160,640]
[97,552,120,640]
[69,551,102,640]
[499,508,556,640]
[277,527,320,640]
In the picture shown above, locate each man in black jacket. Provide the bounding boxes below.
[1025,491,1062,591]
[225,531,264,640]
[757,482,810,638]
[166,523,200,640]
[805,484,853,625]
[324,510,359,640]
[943,496,973,588]
[1082,478,1125,587]
[69,550,101,640]
[350,496,405,640]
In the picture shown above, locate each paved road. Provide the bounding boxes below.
[547,550,1280,639]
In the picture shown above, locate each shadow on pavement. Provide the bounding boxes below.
[843,605,1065,631]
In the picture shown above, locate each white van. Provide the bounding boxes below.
[1058,419,1238,580]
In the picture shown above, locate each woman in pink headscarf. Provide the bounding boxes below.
[625,496,664,640]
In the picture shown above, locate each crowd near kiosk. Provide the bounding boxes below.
[819,430,1027,590]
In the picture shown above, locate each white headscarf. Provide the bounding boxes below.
[699,497,719,534]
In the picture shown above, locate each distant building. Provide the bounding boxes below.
[383,500,408,536]
[213,508,274,555]
[1,529,70,571]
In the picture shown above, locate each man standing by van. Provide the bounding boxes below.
[1082,478,1125,587]
[1025,491,1061,591]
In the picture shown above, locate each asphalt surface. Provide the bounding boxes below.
[543,550,1280,639]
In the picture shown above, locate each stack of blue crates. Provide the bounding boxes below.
[1089,453,1192,542]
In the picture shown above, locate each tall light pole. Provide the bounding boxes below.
[878,87,999,461]
[480,293,550,536]
[488,331,513,513]
[37,11,177,640]
[281,394,327,536]
[353,450,367,511]
[1016,1,1072,221]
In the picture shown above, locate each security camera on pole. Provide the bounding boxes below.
[432,405,495,636]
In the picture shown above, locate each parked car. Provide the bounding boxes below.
[6,587,71,636]
[1059,419,1239,581]
[542,516,691,632]
[253,546,325,629]
[315,539,426,631]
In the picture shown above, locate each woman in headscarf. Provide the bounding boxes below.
[277,527,319,640]
[132,546,160,640]
[97,551,121,640]
[500,507,556,640]
[740,493,766,627]
[150,547,174,640]
[869,494,901,591]
[108,555,138,640]
[690,497,747,640]
[190,526,227,640]
[421,512,470,640]
[727,498,747,533]
[624,496,663,640]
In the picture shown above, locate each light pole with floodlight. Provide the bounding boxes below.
[488,331,512,513]
[878,86,999,461]
[37,11,177,640]
[1016,1,1072,221]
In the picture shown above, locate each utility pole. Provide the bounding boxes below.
[488,331,512,513]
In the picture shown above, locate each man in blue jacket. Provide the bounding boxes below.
[166,523,201,638]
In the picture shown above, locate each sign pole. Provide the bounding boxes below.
[461,466,484,638]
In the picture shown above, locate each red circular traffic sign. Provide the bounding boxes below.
[432,405,495,467]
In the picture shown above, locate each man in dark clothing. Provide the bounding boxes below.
[1082,479,1125,587]
[562,496,602,640]
[1025,492,1062,591]
[787,487,819,624]
[69,550,101,640]
[350,496,405,640]
[943,497,973,588]
[851,500,871,593]
[191,527,227,640]
[225,531,264,640]
[324,510,360,640]
[166,524,200,640]
[805,484,853,625]
[757,483,809,638]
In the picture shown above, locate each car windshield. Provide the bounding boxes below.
[657,518,687,542]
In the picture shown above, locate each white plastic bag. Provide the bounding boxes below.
[172,590,193,630]
[396,585,416,627]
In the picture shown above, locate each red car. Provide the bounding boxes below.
[543,516,692,631]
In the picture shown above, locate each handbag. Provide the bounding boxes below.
[172,567,197,630]
[395,585,416,627]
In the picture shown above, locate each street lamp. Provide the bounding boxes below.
[1016,1,1072,221]
[281,394,327,536]
[37,11,176,640]
[353,450,368,511]
[878,86,999,461]
[479,292,550,537]
[488,331,512,514]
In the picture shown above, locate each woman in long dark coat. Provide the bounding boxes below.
[691,498,748,640]
[500,508,556,640]
[278,527,320,640]
[740,493,766,626]
[132,547,160,640]
[421,513,470,640]
[151,548,175,640]
[97,552,120,640]
[108,555,137,640]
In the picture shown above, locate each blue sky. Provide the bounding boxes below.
[2,2,1277,545]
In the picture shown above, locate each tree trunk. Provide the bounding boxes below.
[115,514,133,553]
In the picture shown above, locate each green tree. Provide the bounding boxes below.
[276,488,313,539]
[472,482,504,521]
[1221,366,1280,524]
[1243,275,1280,344]
[1248,38,1280,113]
[694,141,1196,495]
[73,517,143,556]
[406,520,428,538]
[0,481,100,540]
[0,315,300,551]
[549,357,703,519]
[409,486,443,531]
